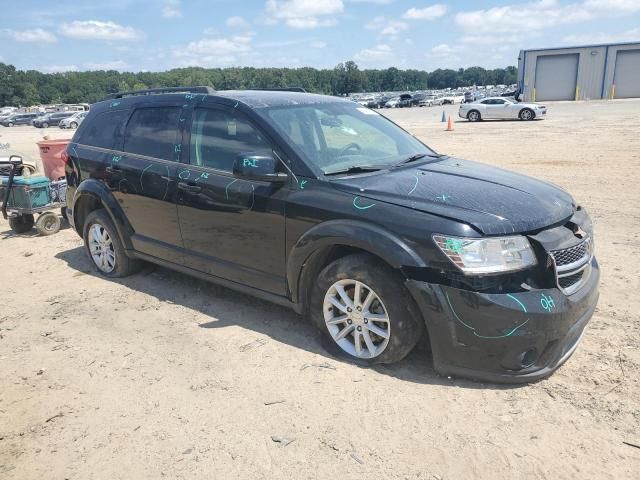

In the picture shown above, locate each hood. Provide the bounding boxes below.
[331,157,575,235]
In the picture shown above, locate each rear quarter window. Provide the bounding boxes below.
[76,109,130,150]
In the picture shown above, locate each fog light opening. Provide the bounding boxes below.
[520,348,539,368]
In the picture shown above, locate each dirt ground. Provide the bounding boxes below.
[1,101,639,479]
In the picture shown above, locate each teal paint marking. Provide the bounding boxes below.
[445,292,529,339]
[110,101,121,108]
[225,179,238,200]
[174,144,182,153]
[444,238,463,254]
[353,196,376,210]
[111,155,122,163]
[300,180,308,190]
[179,118,185,123]
[178,170,191,180]
[436,194,450,202]
[408,175,419,195]
[540,293,555,313]
[243,158,258,168]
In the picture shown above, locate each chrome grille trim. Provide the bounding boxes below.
[549,238,593,295]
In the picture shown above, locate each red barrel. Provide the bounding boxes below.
[37,138,71,181]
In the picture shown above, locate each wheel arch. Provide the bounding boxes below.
[467,109,481,120]
[72,179,134,250]
[287,220,427,307]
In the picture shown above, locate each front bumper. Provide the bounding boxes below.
[406,257,599,383]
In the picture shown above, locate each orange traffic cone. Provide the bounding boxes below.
[446,116,453,131]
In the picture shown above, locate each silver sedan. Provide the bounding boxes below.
[458,97,546,122]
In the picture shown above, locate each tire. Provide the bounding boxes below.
[70,122,78,129]
[60,207,68,221]
[35,212,61,236]
[309,253,423,365]
[467,110,481,122]
[83,209,141,278]
[9,214,34,233]
[42,122,49,128]
[8,122,14,127]
[519,108,535,121]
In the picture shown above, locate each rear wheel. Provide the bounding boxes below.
[519,108,535,121]
[310,253,423,364]
[35,212,61,236]
[70,122,78,129]
[7,122,14,127]
[9,214,34,233]
[467,110,481,122]
[42,122,49,128]
[83,210,141,277]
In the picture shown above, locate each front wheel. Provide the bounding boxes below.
[309,253,423,364]
[35,212,61,236]
[42,122,49,128]
[519,108,535,121]
[7,122,14,127]
[467,110,481,122]
[9,214,35,233]
[70,122,78,129]
[83,209,141,277]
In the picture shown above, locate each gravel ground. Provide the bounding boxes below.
[0,100,639,479]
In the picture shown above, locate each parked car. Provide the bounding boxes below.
[417,95,436,107]
[32,111,75,128]
[398,94,413,108]
[459,97,547,122]
[65,86,598,383]
[59,111,87,129]
[383,97,400,108]
[1,113,39,127]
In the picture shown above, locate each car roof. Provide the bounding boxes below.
[93,90,349,111]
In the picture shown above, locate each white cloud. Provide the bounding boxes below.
[310,40,328,48]
[3,28,57,43]
[174,34,254,66]
[60,20,141,40]
[353,44,394,65]
[266,0,343,29]
[563,27,640,44]
[41,65,78,73]
[365,16,386,30]
[380,20,408,35]
[430,43,461,56]
[403,5,447,20]
[162,0,182,18]
[84,60,130,71]
[226,16,250,28]
[455,0,640,34]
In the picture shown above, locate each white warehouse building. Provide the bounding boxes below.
[517,41,640,102]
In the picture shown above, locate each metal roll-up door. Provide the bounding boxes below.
[534,53,579,101]
[613,49,640,99]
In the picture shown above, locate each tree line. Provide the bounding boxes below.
[0,61,517,107]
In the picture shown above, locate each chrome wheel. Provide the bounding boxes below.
[520,109,533,120]
[468,111,479,121]
[323,279,390,359]
[88,223,116,273]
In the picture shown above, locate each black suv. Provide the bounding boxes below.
[65,87,599,383]
[32,111,75,128]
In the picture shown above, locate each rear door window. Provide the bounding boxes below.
[77,109,130,150]
[124,107,181,161]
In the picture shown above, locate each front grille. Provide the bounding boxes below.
[558,271,584,289]
[549,238,592,295]
[551,242,588,267]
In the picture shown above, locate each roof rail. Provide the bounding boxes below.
[102,86,215,101]
[249,87,307,93]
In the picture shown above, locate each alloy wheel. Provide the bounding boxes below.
[88,223,116,273]
[323,279,390,359]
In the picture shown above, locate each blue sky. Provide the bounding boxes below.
[1,0,639,72]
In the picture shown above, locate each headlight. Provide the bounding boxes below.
[433,234,537,275]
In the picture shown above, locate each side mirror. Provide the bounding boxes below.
[232,154,288,183]
[9,155,23,165]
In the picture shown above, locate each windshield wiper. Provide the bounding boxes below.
[324,165,383,176]
[391,153,446,168]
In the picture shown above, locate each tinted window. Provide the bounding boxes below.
[124,107,181,161]
[481,99,493,105]
[190,109,272,171]
[78,110,129,150]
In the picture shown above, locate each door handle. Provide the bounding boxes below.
[178,182,202,193]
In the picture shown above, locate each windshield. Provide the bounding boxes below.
[264,102,435,174]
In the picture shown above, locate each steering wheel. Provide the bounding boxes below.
[337,142,362,158]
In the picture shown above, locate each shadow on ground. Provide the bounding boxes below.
[55,245,519,390]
